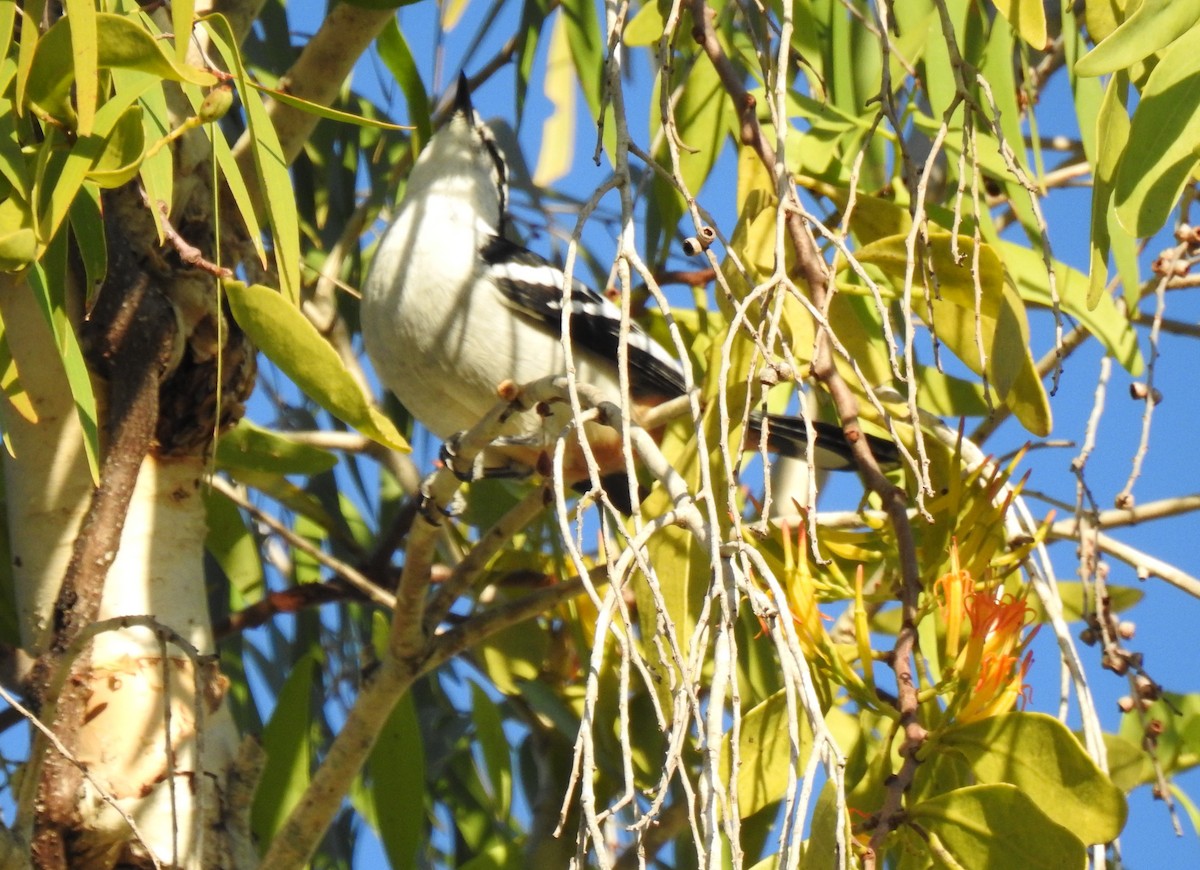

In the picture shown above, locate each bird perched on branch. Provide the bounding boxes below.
[362,73,897,511]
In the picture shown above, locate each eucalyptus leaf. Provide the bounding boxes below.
[224,280,408,452]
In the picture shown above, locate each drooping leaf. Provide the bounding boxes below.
[26,243,100,483]
[376,16,431,153]
[851,232,1052,435]
[1075,0,1200,77]
[532,13,575,188]
[201,14,301,306]
[63,0,98,135]
[224,280,408,452]
[203,487,264,606]
[933,712,1128,845]
[999,241,1143,375]
[251,653,316,844]
[1112,25,1200,238]
[215,419,339,476]
[24,12,216,127]
[471,682,513,821]
[352,686,425,870]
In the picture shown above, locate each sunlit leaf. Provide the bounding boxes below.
[991,0,1047,49]
[375,17,431,152]
[720,690,813,819]
[999,241,1143,375]
[24,12,216,127]
[224,280,408,452]
[1112,25,1200,238]
[27,243,100,483]
[63,0,98,136]
[532,13,575,187]
[0,197,35,272]
[934,712,1127,844]
[1075,0,1200,77]
[215,419,339,476]
[203,488,264,606]
[201,15,301,306]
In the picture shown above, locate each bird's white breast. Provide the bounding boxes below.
[362,194,620,444]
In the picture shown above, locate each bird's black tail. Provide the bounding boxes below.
[747,411,900,471]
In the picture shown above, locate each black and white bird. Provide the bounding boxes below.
[362,74,897,509]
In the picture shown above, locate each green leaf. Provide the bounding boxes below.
[1075,0,1200,77]
[471,682,512,821]
[375,17,431,151]
[933,712,1128,844]
[342,0,424,8]
[353,692,425,870]
[0,296,36,423]
[243,79,408,131]
[720,690,813,819]
[559,0,603,118]
[532,13,575,188]
[1089,71,1131,308]
[252,653,315,845]
[63,0,98,136]
[623,0,665,46]
[850,233,1052,436]
[24,12,216,127]
[85,103,145,188]
[999,241,1143,375]
[27,242,100,483]
[992,0,1047,50]
[1113,25,1200,238]
[171,0,195,63]
[215,419,338,476]
[224,280,408,452]
[0,197,35,272]
[203,487,264,606]
[1119,692,1200,778]
[201,14,301,306]
[68,184,106,301]
[1100,731,1157,792]
[908,783,1086,869]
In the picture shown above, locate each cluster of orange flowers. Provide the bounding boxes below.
[935,543,1037,722]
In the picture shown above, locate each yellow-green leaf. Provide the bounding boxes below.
[64,0,98,136]
[24,12,216,127]
[720,690,813,819]
[1075,0,1200,77]
[0,304,36,423]
[532,14,575,188]
[992,0,1047,49]
[624,1,665,46]
[851,233,1052,435]
[999,241,1143,375]
[86,103,145,188]
[215,419,338,476]
[171,0,195,64]
[908,784,1086,869]
[0,196,35,272]
[224,281,408,452]
[1113,25,1200,238]
[933,712,1128,845]
[201,15,301,306]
